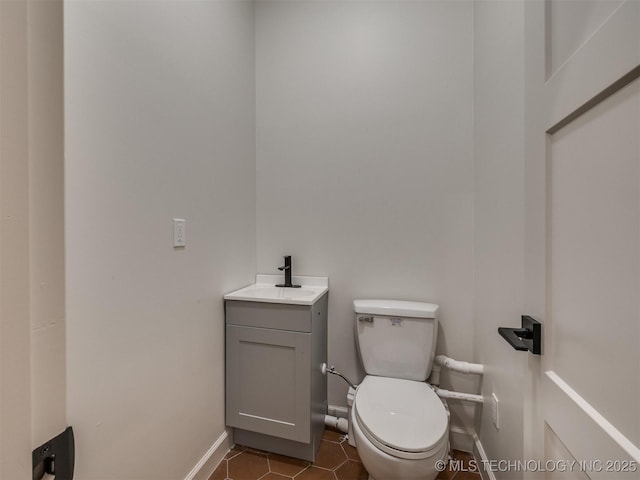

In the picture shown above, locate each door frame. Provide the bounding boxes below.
[0,0,33,476]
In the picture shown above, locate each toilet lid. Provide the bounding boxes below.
[354,376,448,454]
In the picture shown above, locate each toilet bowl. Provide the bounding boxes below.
[350,376,449,480]
[351,300,449,480]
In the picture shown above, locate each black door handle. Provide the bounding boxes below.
[33,426,74,480]
[498,316,541,355]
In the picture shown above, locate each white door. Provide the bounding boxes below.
[524,1,640,478]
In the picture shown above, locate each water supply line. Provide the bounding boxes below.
[321,363,357,390]
[320,364,353,434]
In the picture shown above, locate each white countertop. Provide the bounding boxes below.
[224,275,329,306]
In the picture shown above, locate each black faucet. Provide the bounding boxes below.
[276,255,301,288]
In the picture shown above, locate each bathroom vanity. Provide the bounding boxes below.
[224,275,328,462]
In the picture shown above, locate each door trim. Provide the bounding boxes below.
[544,371,640,474]
[547,64,640,135]
[545,0,640,130]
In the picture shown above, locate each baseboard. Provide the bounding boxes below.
[473,433,497,480]
[449,426,474,453]
[184,428,232,480]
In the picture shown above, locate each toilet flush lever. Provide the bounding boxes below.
[358,316,373,323]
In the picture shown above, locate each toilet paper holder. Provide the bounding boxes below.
[498,315,541,355]
[32,426,74,480]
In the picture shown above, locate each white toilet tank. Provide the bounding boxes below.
[353,299,439,382]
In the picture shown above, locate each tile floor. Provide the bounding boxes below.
[208,429,481,480]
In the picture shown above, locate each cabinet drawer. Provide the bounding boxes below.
[225,300,311,332]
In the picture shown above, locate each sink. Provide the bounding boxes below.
[224,275,328,305]
[237,285,317,300]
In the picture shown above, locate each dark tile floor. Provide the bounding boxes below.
[209,429,481,480]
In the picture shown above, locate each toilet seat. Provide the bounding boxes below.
[353,376,448,460]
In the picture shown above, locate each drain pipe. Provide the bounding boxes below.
[435,355,484,375]
[321,364,355,435]
[434,387,484,404]
[429,356,484,403]
[324,414,349,433]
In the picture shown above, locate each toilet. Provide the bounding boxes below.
[350,299,449,480]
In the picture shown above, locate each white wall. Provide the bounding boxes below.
[473,0,528,472]
[65,1,256,478]
[255,0,476,430]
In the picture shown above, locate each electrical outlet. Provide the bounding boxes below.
[173,219,186,247]
[491,392,499,430]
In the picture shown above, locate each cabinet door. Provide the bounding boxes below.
[226,325,311,443]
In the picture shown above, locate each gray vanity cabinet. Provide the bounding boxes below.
[225,293,328,461]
